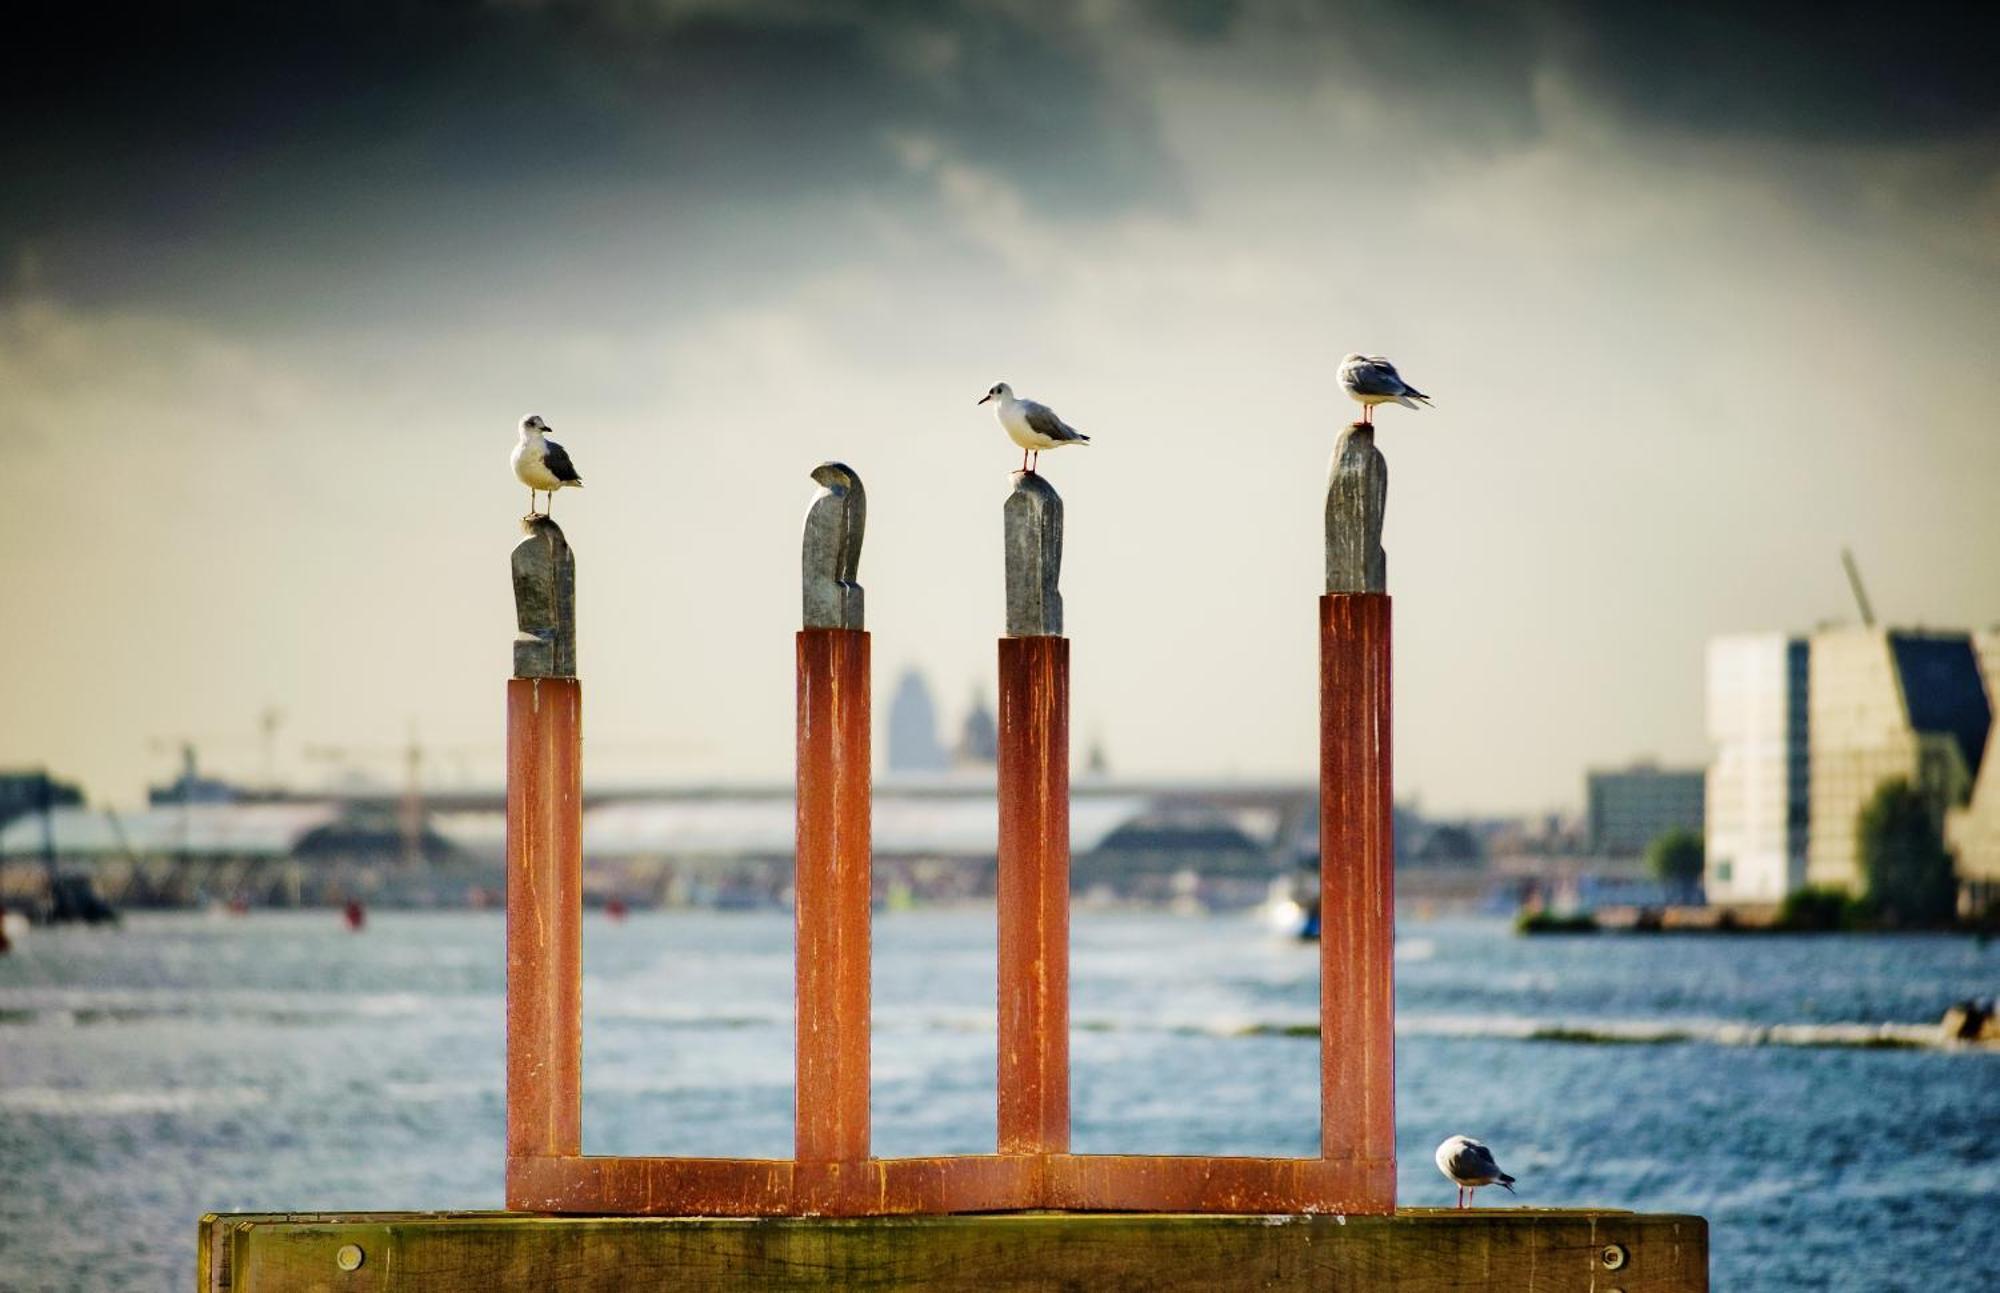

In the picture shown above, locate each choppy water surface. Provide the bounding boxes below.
[1,911,1992,1290]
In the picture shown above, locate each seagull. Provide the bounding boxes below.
[512,414,583,518]
[1435,1135,1516,1209]
[978,382,1090,474]
[1338,354,1431,425]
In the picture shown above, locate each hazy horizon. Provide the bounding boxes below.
[5,1,1997,814]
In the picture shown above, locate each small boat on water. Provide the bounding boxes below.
[43,875,119,926]
[1257,875,1318,940]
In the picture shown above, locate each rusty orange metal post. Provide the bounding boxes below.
[1318,592,1396,1207]
[505,676,584,1182]
[488,457,1414,1219]
[794,627,872,1168]
[996,635,1071,1154]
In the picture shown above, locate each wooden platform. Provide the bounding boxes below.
[200,1209,1707,1291]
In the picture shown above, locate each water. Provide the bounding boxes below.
[1,910,1992,1290]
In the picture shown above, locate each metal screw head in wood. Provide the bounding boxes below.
[512,516,577,678]
[1325,423,1387,594]
[1004,472,1064,637]
[802,462,866,631]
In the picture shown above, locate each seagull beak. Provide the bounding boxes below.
[977,394,992,405]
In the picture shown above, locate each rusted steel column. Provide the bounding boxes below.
[505,676,584,1167]
[1319,421,1395,1205]
[1319,595,1394,1175]
[506,517,583,1183]
[997,636,1071,1154]
[796,463,872,1167]
[996,472,1069,1156]
[794,627,872,1164]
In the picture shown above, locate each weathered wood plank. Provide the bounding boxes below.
[214,1210,1706,1292]
[202,1213,510,1291]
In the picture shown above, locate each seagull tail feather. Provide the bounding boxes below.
[1405,390,1432,407]
[1497,1175,1516,1192]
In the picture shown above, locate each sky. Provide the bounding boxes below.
[4,0,1997,814]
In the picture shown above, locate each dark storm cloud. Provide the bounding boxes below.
[2,1,1163,202]
[1533,1,2000,145]
[1,1,1175,306]
[1168,0,2000,147]
[5,1,1995,307]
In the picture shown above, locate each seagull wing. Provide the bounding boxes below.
[1354,357,1430,405]
[1024,401,1089,444]
[1450,1140,1511,1185]
[1346,358,1410,397]
[543,439,584,485]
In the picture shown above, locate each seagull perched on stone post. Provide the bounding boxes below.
[1338,354,1431,425]
[1435,1135,1516,1208]
[512,414,583,518]
[978,382,1090,474]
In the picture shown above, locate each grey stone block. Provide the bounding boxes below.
[803,462,866,630]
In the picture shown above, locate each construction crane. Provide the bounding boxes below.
[304,727,714,867]
[303,724,437,869]
[257,707,285,790]
[147,705,289,797]
[1841,547,1876,628]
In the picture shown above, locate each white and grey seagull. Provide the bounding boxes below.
[1435,1135,1517,1209]
[511,414,583,518]
[1338,354,1431,425]
[978,382,1090,474]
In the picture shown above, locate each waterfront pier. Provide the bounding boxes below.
[202,436,1708,1289]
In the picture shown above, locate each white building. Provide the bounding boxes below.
[1806,628,1988,895]
[1704,634,1810,903]
[1706,625,1995,907]
[1941,629,2000,911]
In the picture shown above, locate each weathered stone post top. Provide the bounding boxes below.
[1325,423,1387,595]
[512,514,577,678]
[802,461,866,631]
[1004,472,1064,638]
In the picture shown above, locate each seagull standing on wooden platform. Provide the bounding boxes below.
[1338,354,1431,425]
[1435,1135,1517,1208]
[979,382,1090,474]
[512,414,583,518]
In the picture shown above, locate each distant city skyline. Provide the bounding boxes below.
[886,666,1007,775]
[4,4,1997,813]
